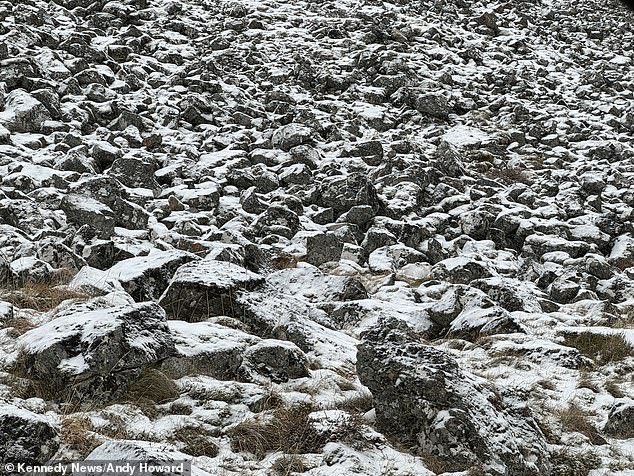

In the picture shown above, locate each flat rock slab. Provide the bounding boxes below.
[162,320,259,380]
[107,249,198,301]
[159,259,265,321]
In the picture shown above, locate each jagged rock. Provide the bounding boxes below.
[162,320,258,380]
[107,249,198,301]
[604,399,634,439]
[239,339,310,383]
[159,259,265,321]
[60,194,115,239]
[109,155,160,192]
[357,318,550,475]
[0,405,59,467]
[12,302,175,402]
[305,232,343,266]
[0,89,51,132]
[315,173,382,218]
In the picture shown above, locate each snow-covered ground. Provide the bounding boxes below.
[1,0,634,474]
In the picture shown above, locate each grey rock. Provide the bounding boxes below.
[0,405,59,468]
[316,173,382,218]
[357,318,550,475]
[159,259,265,321]
[60,194,115,239]
[239,339,310,383]
[162,320,258,380]
[108,250,198,301]
[109,155,160,192]
[12,302,175,402]
[305,232,343,266]
[0,89,51,133]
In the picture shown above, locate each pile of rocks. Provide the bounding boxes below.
[1,0,634,474]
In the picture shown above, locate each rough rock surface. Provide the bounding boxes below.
[0,405,59,467]
[159,259,265,321]
[357,318,550,475]
[0,0,634,473]
[12,302,175,401]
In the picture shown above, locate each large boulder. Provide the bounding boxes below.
[0,405,59,467]
[12,302,175,402]
[107,250,198,301]
[603,399,634,439]
[60,194,115,239]
[0,89,51,132]
[357,318,550,475]
[315,173,382,218]
[159,259,265,321]
[161,320,258,380]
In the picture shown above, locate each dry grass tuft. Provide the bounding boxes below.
[171,425,219,458]
[270,454,307,476]
[229,404,326,458]
[61,415,101,458]
[563,331,634,366]
[1,282,90,312]
[555,404,605,445]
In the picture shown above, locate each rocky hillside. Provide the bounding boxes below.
[1,0,634,474]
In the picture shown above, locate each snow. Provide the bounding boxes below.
[442,124,493,147]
